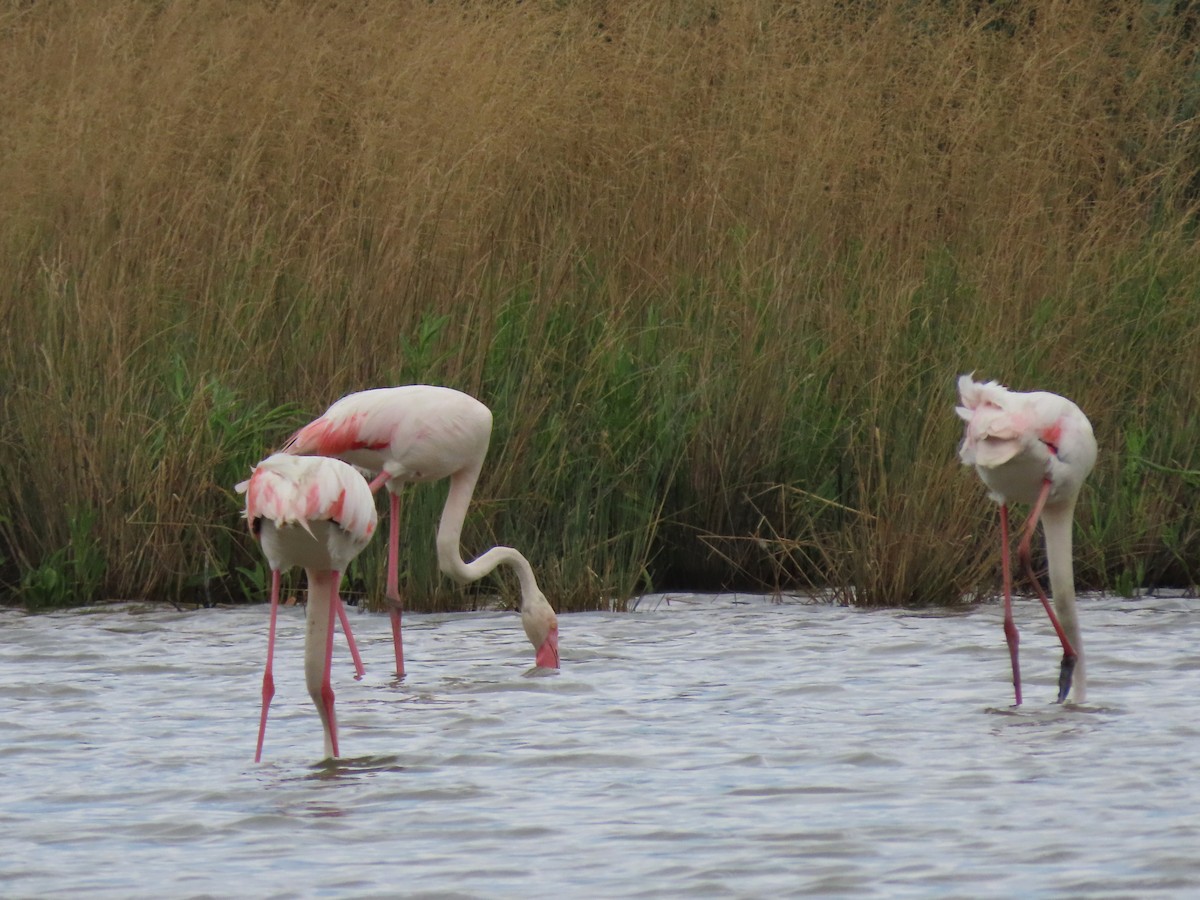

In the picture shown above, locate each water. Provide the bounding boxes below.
[1,593,1198,898]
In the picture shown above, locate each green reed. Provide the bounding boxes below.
[2,1,1199,610]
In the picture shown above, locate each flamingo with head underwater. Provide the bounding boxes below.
[281,385,559,678]
[956,374,1097,706]
[237,453,378,761]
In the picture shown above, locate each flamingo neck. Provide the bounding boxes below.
[1042,501,1086,702]
[436,466,543,601]
[303,568,340,760]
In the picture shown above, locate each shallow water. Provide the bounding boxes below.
[1,592,1198,898]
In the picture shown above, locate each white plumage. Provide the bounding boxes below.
[956,374,1097,705]
[237,453,378,761]
[283,385,559,676]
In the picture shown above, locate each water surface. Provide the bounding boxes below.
[1,593,1197,897]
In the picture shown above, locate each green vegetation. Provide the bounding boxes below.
[2,1,1199,611]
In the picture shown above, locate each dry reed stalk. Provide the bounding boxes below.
[1,1,1198,606]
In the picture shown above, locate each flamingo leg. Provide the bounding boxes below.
[387,490,405,679]
[335,597,366,680]
[322,572,341,759]
[1000,504,1021,706]
[366,471,406,678]
[255,568,281,762]
[1018,477,1078,702]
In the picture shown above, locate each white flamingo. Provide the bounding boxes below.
[237,453,378,761]
[283,385,559,677]
[957,374,1097,705]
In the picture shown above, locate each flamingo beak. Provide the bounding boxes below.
[535,625,560,669]
[1057,654,1076,703]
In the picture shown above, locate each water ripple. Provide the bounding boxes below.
[0,593,1197,897]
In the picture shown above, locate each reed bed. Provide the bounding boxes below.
[2,0,1199,611]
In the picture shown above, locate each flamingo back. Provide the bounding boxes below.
[956,377,1033,469]
[956,374,1096,505]
[282,385,493,482]
[237,453,377,543]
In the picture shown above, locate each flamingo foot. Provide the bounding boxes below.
[1057,654,1077,704]
[390,604,405,680]
[255,671,275,763]
[385,490,405,679]
[321,681,339,759]
[1003,619,1022,707]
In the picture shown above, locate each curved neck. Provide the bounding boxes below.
[303,568,339,760]
[1042,502,1077,618]
[1043,499,1086,699]
[436,466,541,600]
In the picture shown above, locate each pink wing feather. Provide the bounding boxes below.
[282,391,403,457]
[237,454,376,541]
[956,374,1087,472]
[956,375,1032,468]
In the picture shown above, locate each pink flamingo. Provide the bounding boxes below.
[957,374,1097,705]
[282,385,559,677]
[237,453,378,761]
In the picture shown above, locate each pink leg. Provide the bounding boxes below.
[1000,504,1021,706]
[335,598,366,680]
[1018,478,1078,702]
[387,491,405,678]
[255,569,281,762]
[367,472,405,678]
[323,572,341,759]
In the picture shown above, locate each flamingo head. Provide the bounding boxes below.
[535,623,560,669]
[520,589,560,669]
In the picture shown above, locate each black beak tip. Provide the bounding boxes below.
[1057,655,1077,703]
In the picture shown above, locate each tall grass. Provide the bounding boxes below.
[2,1,1199,610]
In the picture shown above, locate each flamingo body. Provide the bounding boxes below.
[244,453,378,562]
[956,375,1096,705]
[284,385,559,674]
[957,377,1096,507]
[237,453,377,760]
[284,386,491,484]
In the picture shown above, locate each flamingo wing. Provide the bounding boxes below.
[956,376,1031,468]
[237,454,377,541]
[282,394,397,458]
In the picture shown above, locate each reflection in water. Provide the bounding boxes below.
[1,594,1199,897]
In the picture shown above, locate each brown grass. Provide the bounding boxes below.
[2,1,1199,608]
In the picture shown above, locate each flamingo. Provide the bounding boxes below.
[282,385,559,677]
[956,374,1097,705]
[237,453,378,761]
